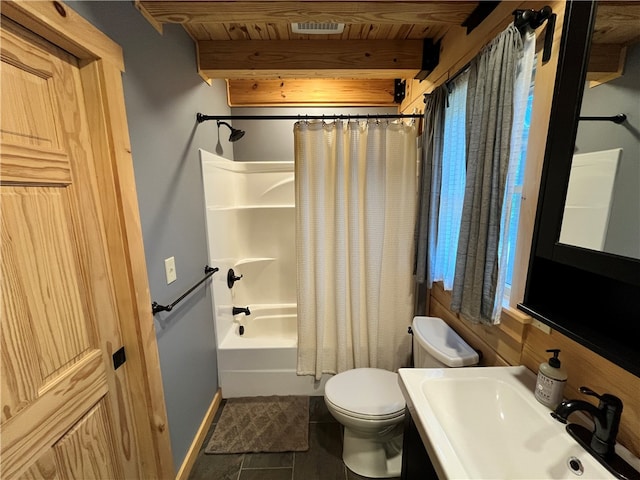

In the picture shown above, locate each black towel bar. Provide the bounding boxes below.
[152,265,218,315]
[579,114,627,124]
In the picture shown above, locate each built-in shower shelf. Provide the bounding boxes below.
[235,257,276,267]
[207,205,294,211]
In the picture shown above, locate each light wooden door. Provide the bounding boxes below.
[1,17,142,480]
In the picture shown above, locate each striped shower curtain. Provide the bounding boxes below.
[294,119,417,380]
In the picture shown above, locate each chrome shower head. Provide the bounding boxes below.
[217,120,245,142]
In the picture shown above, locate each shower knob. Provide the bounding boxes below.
[227,268,243,288]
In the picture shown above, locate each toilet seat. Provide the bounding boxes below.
[325,368,405,420]
[325,396,404,421]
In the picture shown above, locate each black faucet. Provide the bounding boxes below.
[232,306,250,316]
[551,386,622,459]
[551,387,640,480]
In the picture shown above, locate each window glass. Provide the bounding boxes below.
[431,72,469,289]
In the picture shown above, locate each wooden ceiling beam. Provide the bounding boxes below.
[138,1,477,25]
[592,4,640,45]
[198,39,422,79]
[226,78,397,106]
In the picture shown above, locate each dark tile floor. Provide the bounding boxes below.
[188,396,401,480]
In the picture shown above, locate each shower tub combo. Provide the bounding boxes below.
[201,151,327,397]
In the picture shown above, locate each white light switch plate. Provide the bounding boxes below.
[165,257,177,284]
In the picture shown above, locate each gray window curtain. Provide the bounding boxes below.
[415,86,447,286]
[451,25,524,324]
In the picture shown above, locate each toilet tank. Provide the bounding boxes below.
[412,316,479,368]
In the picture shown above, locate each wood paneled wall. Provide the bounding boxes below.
[522,326,640,458]
[429,283,521,367]
[401,0,640,460]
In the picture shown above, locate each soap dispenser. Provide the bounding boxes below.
[535,349,567,408]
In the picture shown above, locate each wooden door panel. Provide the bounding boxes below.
[1,352,107,479]
[1,16,136,480]
[53,401,121,479]
[1,188,92,387]
[0,26,61,150]
[14,399,121,480]
[0,238,41,420]
[0,26,71,185]
[17,450,59,480]
[1,3,173,477]
[0,60,58,148]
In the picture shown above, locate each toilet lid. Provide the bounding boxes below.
[325,368,405,418]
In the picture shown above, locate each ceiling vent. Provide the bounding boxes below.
[292,23,345,35]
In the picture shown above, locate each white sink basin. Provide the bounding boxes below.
[398,366,614,479]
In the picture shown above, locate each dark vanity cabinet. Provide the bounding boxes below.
[400,409,439,480]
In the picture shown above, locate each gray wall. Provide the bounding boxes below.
[576,43,640,259]
[231,106,399,160]
[69,1,231,470]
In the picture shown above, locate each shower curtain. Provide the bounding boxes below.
[295,120,417,380]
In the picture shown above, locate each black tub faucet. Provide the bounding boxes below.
[232,306,251,316]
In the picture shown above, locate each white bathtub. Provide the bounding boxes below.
[200,152,330,397]
[219,304,297,348]
[217,304,329,397]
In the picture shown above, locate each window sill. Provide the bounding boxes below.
[498,306,532,344]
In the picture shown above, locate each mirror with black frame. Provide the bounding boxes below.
[519,0,640,377]
[561,5,640,260]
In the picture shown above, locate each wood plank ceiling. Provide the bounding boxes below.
[136,1,640,106]
[136,1,479,106]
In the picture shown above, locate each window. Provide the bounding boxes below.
[430,37,537,311]
[430,72,469,290]
[501,45,538,305]
[503,78,535,302]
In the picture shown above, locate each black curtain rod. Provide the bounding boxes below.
[197,113,422,123]
[423,4,557,104]
[579,114,627,124]
[513,6,556,62]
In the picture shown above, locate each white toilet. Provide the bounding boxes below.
[324,316,479,478]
